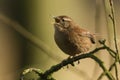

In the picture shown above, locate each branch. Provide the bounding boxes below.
[40,41,116,80]
[90,55,115,80]
[21,42,115,80]
[21,46,106,80]
[41,40,115,80]
[41,46,106,79]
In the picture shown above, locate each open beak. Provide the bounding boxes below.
[53,16,60,23]
[53,16,57,19]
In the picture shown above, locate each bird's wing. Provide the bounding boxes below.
[71,26,95,44]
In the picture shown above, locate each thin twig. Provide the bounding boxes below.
[97,61,115,80]
[99,40,116,57]
[115,63,119,80]
[97,72,105,80]
[90,55,115,80]
[109,0,120,80]
[109,0,119,61]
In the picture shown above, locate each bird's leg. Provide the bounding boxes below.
[68,56,75,66]
[65,56,75,68]
[68,55,80,66]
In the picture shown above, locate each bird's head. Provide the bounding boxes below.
[53,15,74,29]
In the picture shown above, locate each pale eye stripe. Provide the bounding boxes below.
[63,18,72,21]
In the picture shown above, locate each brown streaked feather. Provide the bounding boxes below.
[68,26,95,44]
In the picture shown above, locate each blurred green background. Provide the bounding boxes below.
[0,0,120,80]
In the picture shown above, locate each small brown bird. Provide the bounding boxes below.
[53,15,95,56]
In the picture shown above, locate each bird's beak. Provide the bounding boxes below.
[53,16,57,19]
[53,16,60,23]
[53,16,58,21]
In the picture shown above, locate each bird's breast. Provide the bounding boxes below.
[54,29,79,56]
